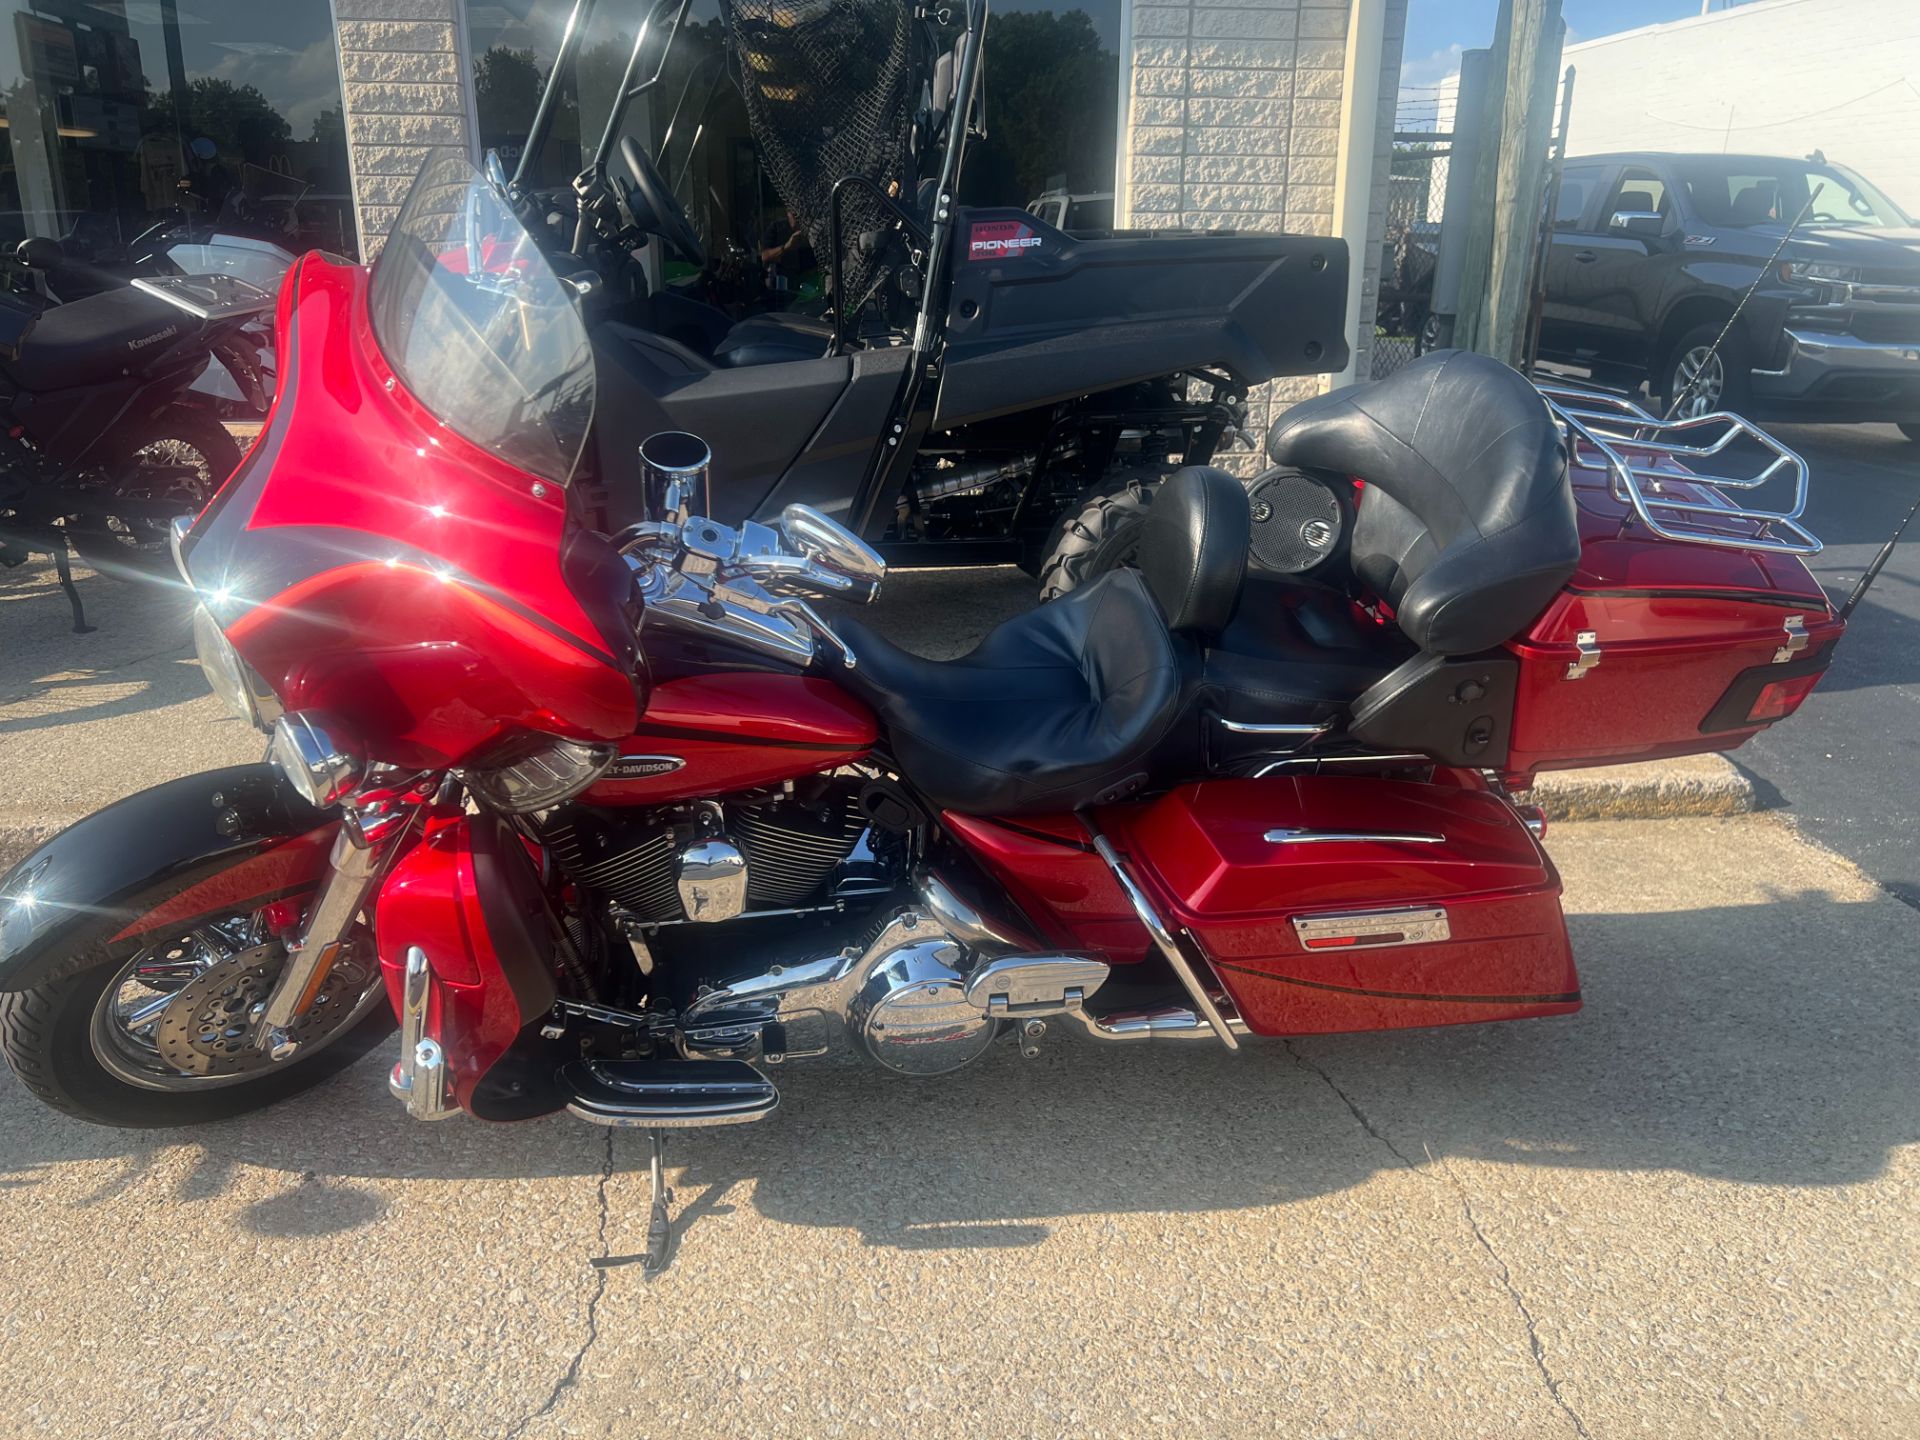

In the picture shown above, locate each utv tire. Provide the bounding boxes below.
[68,411,241,582]
[1658,322,1751,421]
[0,873,392,1128]
[1037,479,1156,601]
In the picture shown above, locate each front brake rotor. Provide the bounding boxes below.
[151,943,374,1076]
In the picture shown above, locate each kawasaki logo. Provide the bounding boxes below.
[127,326,179,351]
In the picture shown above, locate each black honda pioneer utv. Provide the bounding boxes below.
[503,0,1348,572]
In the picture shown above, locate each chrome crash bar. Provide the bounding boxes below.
[1535,381,1821,557]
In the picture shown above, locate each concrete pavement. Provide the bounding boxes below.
[2,544,1917,1438]
[0,812,1913,1438]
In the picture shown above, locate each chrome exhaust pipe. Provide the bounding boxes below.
[1066,1005,1253,1043]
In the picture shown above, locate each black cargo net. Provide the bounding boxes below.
[720,0,917,316]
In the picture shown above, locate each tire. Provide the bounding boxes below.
[68,410,241,582]
[1658,322,1750,421]
[1036,477,1157,601]
[0,872,392,1128]
[1898,424,1920,444]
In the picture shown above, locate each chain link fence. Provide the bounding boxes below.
[1371,85,1451,380]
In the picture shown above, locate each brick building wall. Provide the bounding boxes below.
[1124,0,1406,461]
[330,0,480,256]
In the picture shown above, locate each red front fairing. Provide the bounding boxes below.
[184,253,642,771]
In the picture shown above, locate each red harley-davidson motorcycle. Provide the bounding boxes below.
[0,159,1848,1271]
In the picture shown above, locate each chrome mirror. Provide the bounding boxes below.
[779,504,886,586]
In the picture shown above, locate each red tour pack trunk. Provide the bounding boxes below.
[1501,432,1843,782]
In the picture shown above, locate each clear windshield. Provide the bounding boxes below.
[368,153,595,485]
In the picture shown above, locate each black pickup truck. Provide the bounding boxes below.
[1538,152,1920,438]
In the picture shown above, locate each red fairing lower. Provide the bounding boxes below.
[374,818,531,1109]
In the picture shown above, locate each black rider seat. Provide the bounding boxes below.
[712,311,835,368]
[1200,574,1415,728]
[833,465,1250,814]
[0,286,189,391]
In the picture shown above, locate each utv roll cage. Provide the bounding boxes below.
[512,0,989,541]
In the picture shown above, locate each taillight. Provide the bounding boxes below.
[1700,645,1832,733]
[1745,672,1822,723]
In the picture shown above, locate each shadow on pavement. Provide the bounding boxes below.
[0,559,203,731]
[0,889,1911,1245]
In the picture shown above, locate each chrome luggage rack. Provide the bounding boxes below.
[1534,379,1821,556]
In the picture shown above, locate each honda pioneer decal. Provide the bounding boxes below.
[968,220,1043,261]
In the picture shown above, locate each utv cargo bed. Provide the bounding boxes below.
[934,209,1349,428]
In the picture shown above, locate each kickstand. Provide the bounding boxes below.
[642,1128,673,1275]
[52,548,93,634]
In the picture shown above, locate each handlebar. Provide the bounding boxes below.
[615,501,885,670]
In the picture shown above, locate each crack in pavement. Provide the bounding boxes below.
[1283,1040,1595,1440]
[503,1129,616,1439]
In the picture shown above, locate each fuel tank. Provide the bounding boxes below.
[580,673,878,805]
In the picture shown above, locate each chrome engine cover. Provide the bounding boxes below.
[849,930,993,1076]
[675,878,1109,1075]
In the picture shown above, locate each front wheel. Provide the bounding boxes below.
[0,886,391,1128]
[67,410,241,581]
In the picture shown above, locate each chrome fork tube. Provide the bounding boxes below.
[1080,816,1242,1052]
[256,802,417,1058]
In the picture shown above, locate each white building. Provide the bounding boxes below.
[1558,0,1920,212]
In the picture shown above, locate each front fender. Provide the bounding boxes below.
[0,765,333,991]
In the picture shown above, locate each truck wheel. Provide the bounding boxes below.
[1036,478,1156,601]
[1659,322,1750,420]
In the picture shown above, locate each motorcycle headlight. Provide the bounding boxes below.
[270,711,366,809]
[466,738,617,814]
[193,604,262,728]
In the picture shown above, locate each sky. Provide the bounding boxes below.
[1400,0,1758,89]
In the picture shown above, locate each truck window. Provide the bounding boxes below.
[1674,157,1910,229]
[1611,167,1670,221]
[1555,166,1604,230]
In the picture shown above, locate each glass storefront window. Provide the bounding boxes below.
[467,0,1121,273]
[1,0,357,265]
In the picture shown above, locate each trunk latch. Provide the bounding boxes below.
[1773,614,1808,664]
[1565,630,1601,680]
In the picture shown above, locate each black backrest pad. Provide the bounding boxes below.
[1263,349,1578,655]
[1136,465,1249,636]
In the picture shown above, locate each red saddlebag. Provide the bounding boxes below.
[1104,776,1579,1035]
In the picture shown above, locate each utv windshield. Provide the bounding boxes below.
[368,153,595,486]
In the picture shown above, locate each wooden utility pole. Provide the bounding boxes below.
[1453,0,1566,367]
[1450,0,1512,357]
[1487,0,1566,366]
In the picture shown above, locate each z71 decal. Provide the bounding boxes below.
[968,220,1043,261]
